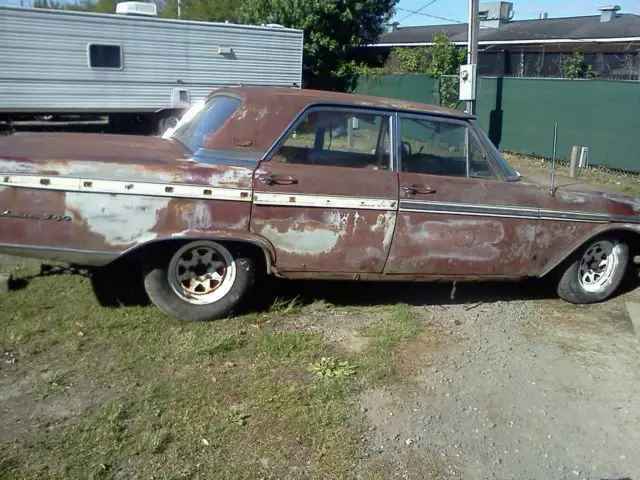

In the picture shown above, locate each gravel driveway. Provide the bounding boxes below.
[347,281,640,479]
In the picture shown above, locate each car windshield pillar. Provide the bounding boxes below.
[167,94,243,153]
[471,121,521,181]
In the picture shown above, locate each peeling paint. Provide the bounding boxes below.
[558,191,588,205]
[65,192,165,245]
[184,201,215,230]
[258,223,344,256]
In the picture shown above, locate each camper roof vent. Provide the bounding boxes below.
[479,2,514,28]
[115,2,158,17]
[598,5,621,22]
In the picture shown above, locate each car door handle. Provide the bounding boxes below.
[402,185,436,195]
[258,174,298,186]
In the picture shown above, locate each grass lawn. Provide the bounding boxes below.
[0,259,428,479]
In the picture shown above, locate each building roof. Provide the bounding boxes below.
[373,13,640,46]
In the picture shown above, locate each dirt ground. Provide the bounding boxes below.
[358,296,640,479]
[279,273,640,479]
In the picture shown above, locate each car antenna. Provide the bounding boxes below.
[550,121,558,197]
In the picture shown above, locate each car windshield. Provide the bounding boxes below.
[474,124,521,181]
[166,94,243,152]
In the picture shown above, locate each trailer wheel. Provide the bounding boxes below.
[156,112,181,135]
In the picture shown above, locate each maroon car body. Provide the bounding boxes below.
[0,87,638,321]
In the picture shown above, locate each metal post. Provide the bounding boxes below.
[550,121,558,196]
[177,0,182,19]
[466,0,480,115]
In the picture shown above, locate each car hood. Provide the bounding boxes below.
[0,132,190,167]
[520,172,640,218]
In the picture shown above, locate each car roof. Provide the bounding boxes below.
[199,86,472,153]
[217,86,472,119]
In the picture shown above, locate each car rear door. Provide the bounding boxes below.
[384,113,540,277]
[250,107,399,274]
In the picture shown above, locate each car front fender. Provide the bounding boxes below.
[539,223,640,277]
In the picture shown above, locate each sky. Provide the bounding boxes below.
[2,0,640,23]
[392,0,640,26]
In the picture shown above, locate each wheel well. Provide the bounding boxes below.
[542,227,640,278]
[109,238,271,275]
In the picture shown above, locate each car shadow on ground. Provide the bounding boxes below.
[8,262,640,315]
[248,277,554,312]
[246,264,640,313]
[8,264,91,291]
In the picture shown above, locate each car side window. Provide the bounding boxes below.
[272,109,391,170]
[400,117,495,179]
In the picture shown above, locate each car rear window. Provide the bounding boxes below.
[171,95,242,152]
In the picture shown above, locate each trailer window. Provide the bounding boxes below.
[170,95,242,152]
[88,44,122,69]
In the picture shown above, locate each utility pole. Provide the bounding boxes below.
[466,0,480,115]
[177,0,182,19]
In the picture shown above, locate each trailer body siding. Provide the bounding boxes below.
[0,6,304,113]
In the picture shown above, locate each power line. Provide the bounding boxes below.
[397,0,441,22]
[395,6,465,24]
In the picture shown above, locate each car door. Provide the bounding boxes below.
[250,106,399,274]
[384,113,540,277]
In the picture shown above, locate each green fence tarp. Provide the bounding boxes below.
[476,76,640,172]
[355,74,640,173]
[354,73,440,106]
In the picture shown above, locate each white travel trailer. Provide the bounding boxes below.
[0,3,304,133]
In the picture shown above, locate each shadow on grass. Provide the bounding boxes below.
[8,264,91,291]
[9,262,640,315]
[243,263,640,314]
[8,261,151,308]
[244,277,556,314]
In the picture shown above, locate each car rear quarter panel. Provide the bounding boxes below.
[0,156,256,264]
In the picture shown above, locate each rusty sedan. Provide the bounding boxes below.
[0,87,639,321]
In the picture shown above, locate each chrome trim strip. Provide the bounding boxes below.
[401,200,539,217]
[192,147,263,166]
[0,243,118,267]
[254,192,397,210]
[0,174,253,202]
[399,200,638,224]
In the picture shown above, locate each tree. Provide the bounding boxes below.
[238,0,400,91]
[32,0,66,9]
[160,0,244,22]
[357,33,466,107]
[563,51,599,79]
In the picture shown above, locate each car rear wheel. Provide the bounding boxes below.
[556,237,629,304]
[142,240,255,322]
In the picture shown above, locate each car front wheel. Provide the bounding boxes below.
[556,237,629,304]
[143,240,255,322]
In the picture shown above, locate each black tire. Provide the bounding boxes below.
[142,240,255,322]
[556,236,629,304]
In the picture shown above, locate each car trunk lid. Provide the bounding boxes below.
[0,132,190,168]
